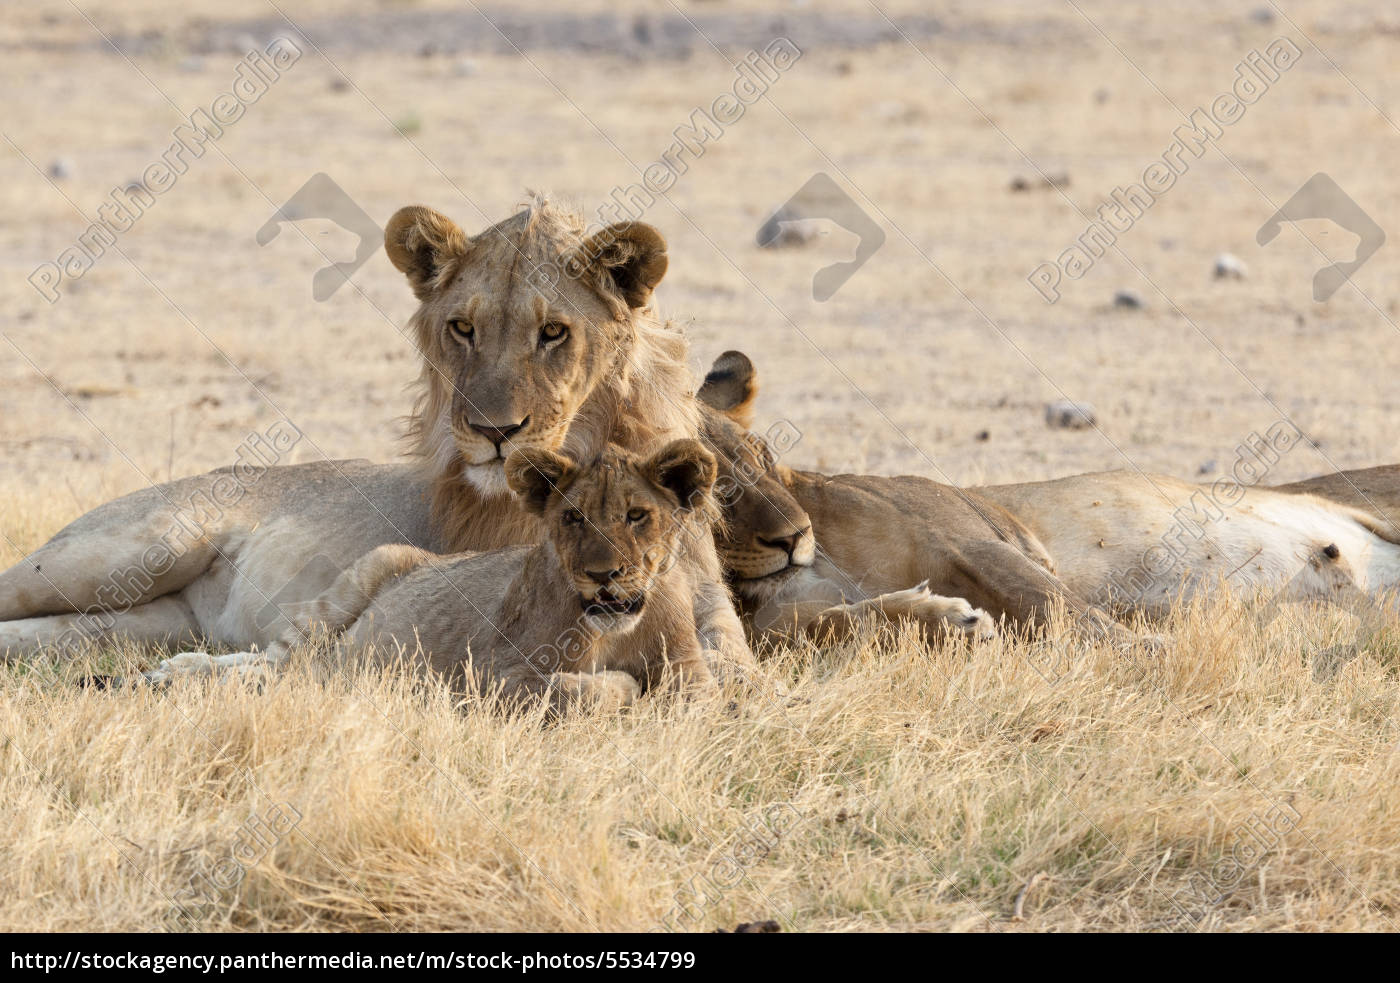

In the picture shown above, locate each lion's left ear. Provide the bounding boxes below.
[644,439,717,511]
[385,206,470,300]
[698,350,759,429]
[576,222,668,309]
[505,448,577,515]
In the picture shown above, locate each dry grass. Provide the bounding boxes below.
[3,508,1399,933]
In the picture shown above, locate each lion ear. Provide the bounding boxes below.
[645,439,717,512]
[698,350,759,429]
[575,222,668,309]
[505,448,577,515]
[385,206,469,300]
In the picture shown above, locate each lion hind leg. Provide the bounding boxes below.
[0,595,201,663]
[0,505,219,622]
[138,544,443,687]
[280,544,439,645]
[490,666,641,714]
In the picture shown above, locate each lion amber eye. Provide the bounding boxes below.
[540,321,568,345]
[563,509,584,526]
[447,319,474,344]
[627,508,647,524]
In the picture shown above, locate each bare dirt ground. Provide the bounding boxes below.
[3,0,1400,932]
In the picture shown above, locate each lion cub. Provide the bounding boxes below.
[147,439,721,712]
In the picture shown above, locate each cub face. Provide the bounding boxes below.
[506,439,717,633]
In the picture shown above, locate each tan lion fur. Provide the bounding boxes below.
[145,441,720,712]
[700,352,1400,643]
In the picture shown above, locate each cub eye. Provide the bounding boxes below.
[447,319,474,345]
[562,509,584,526]
[627,508,648,524]
[539,321,569,346]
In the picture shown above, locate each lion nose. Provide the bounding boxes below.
[468,416,530,449]
[585,567,623,585]
[759,525,811,557]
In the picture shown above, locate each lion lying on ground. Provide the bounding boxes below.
[695,364,998,644]
[0,197,752,676]
[145,440,720,711]
[697,351,1400,642]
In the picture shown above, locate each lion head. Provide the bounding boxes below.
[697,351,816,599]
[385,196,701,548]
[506,438,717,634]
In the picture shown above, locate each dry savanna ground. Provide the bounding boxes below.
[3,0,1400,931]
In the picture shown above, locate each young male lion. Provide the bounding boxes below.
[0,197,752,677]
[146,439,721,712]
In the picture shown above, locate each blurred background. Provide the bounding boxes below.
[4,0,1399,533]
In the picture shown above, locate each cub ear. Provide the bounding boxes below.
[385,206,469,300]
[574,222,668,309]
[697,350,759,429]
[645,439,717,512]
[505,448,577,515]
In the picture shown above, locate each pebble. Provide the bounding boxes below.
[1213,253,1247,279]
[1010,171,1071,192]
[756,210,825,248]
[1045,400,1097,430]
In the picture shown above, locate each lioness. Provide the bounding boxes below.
[147,440,720,712]
[0,197,751,675]
[696,360,997,644]
[1273,465,1400,517]
[697,351,1400,638]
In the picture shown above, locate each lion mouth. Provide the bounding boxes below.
[727,562,808,602]
[581,588,646,618]
[735,563,801,586]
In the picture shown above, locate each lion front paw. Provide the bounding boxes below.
[898,584,997,641]
[549,670,642,713]
[952,603,998,641]
[141,649,274,686]
[142,650,217,685]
